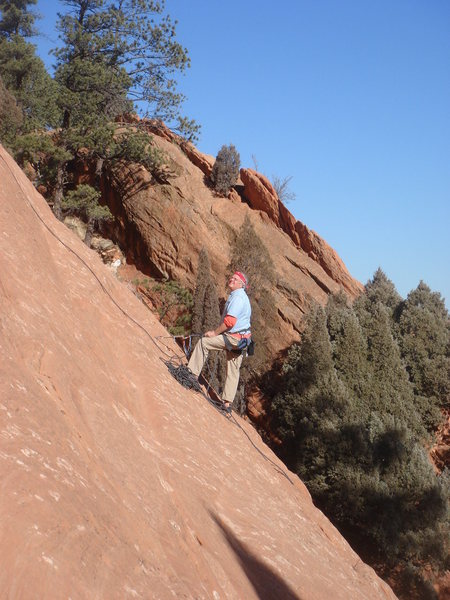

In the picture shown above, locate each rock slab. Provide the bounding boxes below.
[0,145,396,599]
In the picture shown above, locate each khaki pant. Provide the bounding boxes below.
[187,334,243,403]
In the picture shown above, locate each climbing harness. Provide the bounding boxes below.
[222,329,254,355]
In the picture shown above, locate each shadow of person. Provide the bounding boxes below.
[210,512,302,600]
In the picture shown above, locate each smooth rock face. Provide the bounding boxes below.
[0,145,397,599]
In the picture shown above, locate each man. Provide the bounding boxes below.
[187,271,251,411]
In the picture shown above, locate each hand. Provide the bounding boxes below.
[204,330,216,337]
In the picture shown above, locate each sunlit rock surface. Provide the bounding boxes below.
[0,145,396,599]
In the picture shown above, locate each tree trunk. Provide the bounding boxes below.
[84,218,95,247]
[53,163,65,221]
[95,156,104,188]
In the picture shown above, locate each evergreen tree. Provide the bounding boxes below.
[272,296,449,594]
[191,247,224,389]
[0,0,60,143]
[61,183,112,246]
[0,74,22,144]
[396,282,449,428]
[228,215,276,304]
[362,267,403,317]
[210,144,240,195]
[272,304,350,480]
[354,270,425,435]
[192,248,220,335]
[362,300,425,436]
[0,0,37,38]
[228,215,277,412]
[54,0,199,139]
[326,291,370,402]
[46,0,196,220]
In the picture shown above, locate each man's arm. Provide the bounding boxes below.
[204,315,237,338]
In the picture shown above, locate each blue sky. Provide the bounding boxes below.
[31,0,450,306]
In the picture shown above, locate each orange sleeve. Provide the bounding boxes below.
[223,315,237,328]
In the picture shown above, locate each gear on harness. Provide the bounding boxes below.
[222,333,254,355]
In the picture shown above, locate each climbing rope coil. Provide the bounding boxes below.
[167,363,202,392]
[162,334,233,416]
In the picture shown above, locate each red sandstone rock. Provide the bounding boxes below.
[142,118,175,143]
[142,118,215,178]
[240,169,283,225]
[180,141,215,178]
[96,133,363,359]
[0,144,396,599]
[240,168,363,297]
[430,410,450,472]
[293,219,362,295]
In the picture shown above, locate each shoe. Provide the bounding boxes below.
[222,401,232,415]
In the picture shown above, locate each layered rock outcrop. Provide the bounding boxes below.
[239,168,360,296]
[97,121,363,361]
[0,145,396,599]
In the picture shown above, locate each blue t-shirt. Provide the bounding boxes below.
[224,288,251,333]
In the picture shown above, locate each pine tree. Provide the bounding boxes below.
[46,0,197,220]
[272,304,350,480]
[363,301,425,436]
[192,248,220,335]
[0,0,60,142]
[0,2,62,186]
[0,0,37,38]
[228,215,276,300]
[362,267,403,316]
[354,270,425,435]
[61,184,112,246]
[0,74,22,144]
[54,0,198,139]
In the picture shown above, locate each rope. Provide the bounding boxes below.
[164,335,233,417]
[0,152,170,358]
[167,363,203,392]
[166,334,295,483]
[1,152,293,484]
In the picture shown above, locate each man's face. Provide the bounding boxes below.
[228,274,244,291]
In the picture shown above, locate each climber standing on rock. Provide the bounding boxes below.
[187,271,252,412]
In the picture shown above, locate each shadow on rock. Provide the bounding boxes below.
[210,512,302,600]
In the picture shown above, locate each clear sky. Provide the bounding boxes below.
[31,0,450,307]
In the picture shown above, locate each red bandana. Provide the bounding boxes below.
[234,271,247,286]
